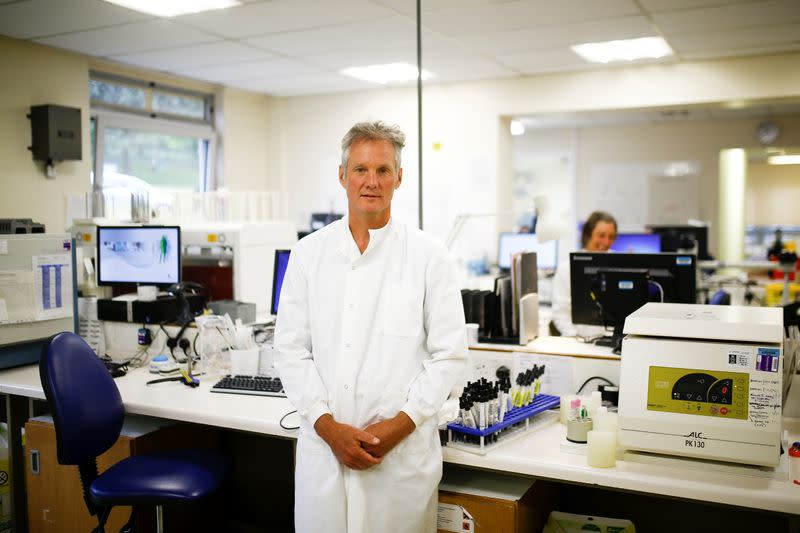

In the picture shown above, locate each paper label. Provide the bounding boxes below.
[727,349,751,367]
[437,503,474,533]
[748,375,781,429]
[0,299,7,322]
[756,347,780,373]
[33,254,72,320]
[0,241,6,255]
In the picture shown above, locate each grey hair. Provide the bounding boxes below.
[341,121,406,170]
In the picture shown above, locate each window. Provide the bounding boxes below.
[90,72,217,218]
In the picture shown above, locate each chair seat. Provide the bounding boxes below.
[90,449,228,506]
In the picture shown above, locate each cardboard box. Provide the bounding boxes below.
[438,466,558,533]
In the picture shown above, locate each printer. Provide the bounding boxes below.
[618,302,789,467]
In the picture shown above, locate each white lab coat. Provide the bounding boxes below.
[275,217,468,533]
[551,254,607,338]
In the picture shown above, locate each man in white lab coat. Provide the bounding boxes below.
[275,121,468,533]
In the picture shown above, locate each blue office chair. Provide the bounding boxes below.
[39,332,229,533]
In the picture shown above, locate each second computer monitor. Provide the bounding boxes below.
[271,249,291,315]
[498,232,558,271]
[570,252,697,330]
[610,233,662,254]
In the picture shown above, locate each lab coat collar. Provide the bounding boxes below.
[339,215,396,260]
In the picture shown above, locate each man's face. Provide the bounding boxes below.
[339,139,402,221]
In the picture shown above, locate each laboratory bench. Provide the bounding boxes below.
[1,338,799,532]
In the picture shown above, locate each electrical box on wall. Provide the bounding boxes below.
[27,104,82,163]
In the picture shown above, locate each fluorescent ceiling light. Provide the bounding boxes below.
[768,154,800,165]
[340,63,433,85]
[101,0,240,17]
[571,37,673,64]
[510,120,525,136]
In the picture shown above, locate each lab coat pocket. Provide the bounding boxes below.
[381,283,422,337]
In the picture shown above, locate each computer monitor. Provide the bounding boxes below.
[610,233,662,253]
[271,249,291,315]
[648,225,711,260]
[97,226,180,286]
[570,252,697,352]
[310,213,343,232]
[498,232,558,271]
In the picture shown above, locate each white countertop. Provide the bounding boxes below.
[4,363,798,515]
[443,417,800,516]
[471,335,621,360]
[1,364,298,440]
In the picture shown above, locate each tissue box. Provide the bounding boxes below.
[208,300,256,324]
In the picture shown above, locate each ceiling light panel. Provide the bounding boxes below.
[571,36,673,64]
[768,155,800,165]
[341,63,433,84]
[102,0,240,17]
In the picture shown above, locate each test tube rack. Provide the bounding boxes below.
[446,394,560,455]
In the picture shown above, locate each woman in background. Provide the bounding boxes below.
[551,211,617,337]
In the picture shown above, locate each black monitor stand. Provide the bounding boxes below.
[593,323,625,355]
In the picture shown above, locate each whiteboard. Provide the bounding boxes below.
[589,162,700,225]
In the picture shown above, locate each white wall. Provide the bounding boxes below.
[275,52,800,247]
[747,161,800,226]
[216,87,283,192]
[0,37,91,233]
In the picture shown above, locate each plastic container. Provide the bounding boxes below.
[789,441,800,486]
[587,430,616,468]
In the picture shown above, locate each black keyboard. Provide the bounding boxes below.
[210,375,286,398]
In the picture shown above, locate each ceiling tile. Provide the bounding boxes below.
[230,72,376,96]
[448,15,655,56]
[176,57,318,83]
[680,43,800,61]
[175,0,394,39]
[639,0,753,13]
[305,46,416,71]
[422,0,641,36]
[496,47,590,73]
[668,23,800,54]
[0,0,151,39]
[651,0,800,34]
[34,19,215,56]
[112,41,276,71]
[244,15,416,56]
[370,0,507,15]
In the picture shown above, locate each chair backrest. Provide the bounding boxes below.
[39,332,124,465]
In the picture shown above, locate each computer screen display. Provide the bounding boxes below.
[570,252,696,332]
[97,226,180,286]
[610,233,662,253]
[648,225,711,260]
[271,249,291,315]
[498,232,558,270]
